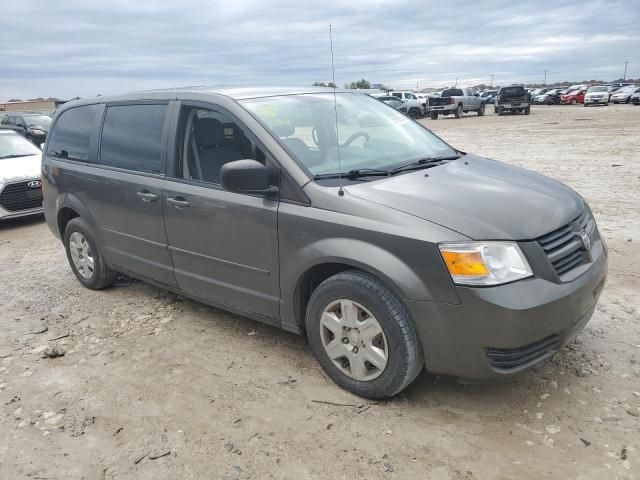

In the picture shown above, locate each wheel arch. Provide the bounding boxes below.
[284,240,433,334]
[55,194,104,245]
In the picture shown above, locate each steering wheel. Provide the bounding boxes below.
[342,131,370,147]
[312,127,320,146]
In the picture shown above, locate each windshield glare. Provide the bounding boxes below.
[0,133,41,158]
[241,93,456,177]
[588,86,607,92]
[24,115,51,127]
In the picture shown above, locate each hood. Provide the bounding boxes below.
[345,155,584,240]
[0,153,42,185]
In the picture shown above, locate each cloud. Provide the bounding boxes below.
[1,0,638,100]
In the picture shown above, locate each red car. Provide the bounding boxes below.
[560,89,586,105]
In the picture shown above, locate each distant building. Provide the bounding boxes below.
[0,99,61,114]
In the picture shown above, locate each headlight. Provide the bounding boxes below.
[439,242,533,286]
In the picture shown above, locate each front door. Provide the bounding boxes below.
[162,105,280,318]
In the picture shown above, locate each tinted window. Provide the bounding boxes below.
[47,104,100,162]
[441,89,464,97]
[100,104,167,174]
[391,92,402,99]
[405,93,417,99]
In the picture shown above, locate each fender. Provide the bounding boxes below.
[55,192,105,246]
[280,237,460,329]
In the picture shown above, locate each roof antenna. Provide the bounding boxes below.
[329,24,344,197]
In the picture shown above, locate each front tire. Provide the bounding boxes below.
[498,106,504,116]
[477,103,485,116]
[430,111,438,120]
[408,108,419,118]
[305,270,423,399]
[64,218,117,289]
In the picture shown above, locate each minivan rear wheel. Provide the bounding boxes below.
[64,218,117,289]
[305,270,423,398]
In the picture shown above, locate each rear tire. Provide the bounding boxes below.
[305,270,423,399]
[454,104,463,118]
[430,111,438,120]
[64,218,117,290]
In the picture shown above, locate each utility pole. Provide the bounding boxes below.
[624,60,628,81]
[544,69,547,84]
[490,74,494,87]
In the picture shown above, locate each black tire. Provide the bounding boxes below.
[408,108,419,118]
[477,103,485,116]
[64,217,117,289]
[454,104,463,118]
[584,103,589,107]
[305,270,423,399]
[498,106,504,116]
[524,106,530,115]
[430,111,438,120]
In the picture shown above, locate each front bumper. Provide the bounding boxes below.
[406,236,607,381]
[585,97,607,104]
[0,203,43,220]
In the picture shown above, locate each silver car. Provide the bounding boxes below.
[584,86,609,106]
[610,85,640,104]
[0,130,43,220]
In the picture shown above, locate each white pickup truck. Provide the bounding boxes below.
[427,87,485,119]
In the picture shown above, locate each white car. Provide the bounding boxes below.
[610,86,640,104]
[389,92,425,117]
[0,130,43,220]
[584,86,609,106]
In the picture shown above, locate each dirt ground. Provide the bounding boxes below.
[1,104,639,480]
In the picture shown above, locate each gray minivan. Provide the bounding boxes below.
[42,86,607,398]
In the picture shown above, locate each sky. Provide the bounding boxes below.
[1,0,638,101]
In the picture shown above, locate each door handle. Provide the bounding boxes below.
[136,190,158,202]
[166,197,190,208]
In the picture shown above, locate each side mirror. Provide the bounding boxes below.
[220,159,278,195]
[40,143,45,150]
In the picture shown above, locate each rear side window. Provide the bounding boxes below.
[391,92,402,99]
[99,104,167,174]
[47,104,100,162]
[441,89,464,97]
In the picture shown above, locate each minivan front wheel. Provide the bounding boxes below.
[306,270,423,398]
[64,218,117,289]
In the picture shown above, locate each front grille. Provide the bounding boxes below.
[0,181,43,212]
[486,334,560,370]
[537,209,591,276]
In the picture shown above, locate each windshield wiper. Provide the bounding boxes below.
[314,168,391,180]
[0,154,33,159]
[390,155,461,174]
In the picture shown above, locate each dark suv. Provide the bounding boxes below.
[42,87,607,398]
[0,113,51,145]
[494,86,531,115]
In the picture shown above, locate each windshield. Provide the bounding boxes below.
[241,93,456,177]
[588,86,607,92]
[0,133,41,159]
[618,86,636,93]
[23,115,51,127]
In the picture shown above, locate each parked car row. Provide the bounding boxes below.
[531,84,640,106]
[0,112,51,145]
